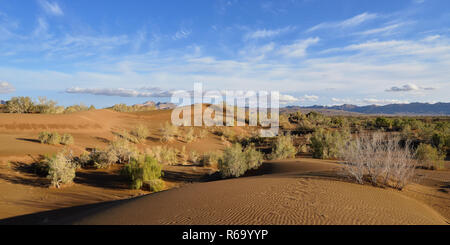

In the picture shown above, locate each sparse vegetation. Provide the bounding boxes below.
[110,103,155,112]
[39,132,74,146]
[4,96,94,114]
[199,151,222,168]
[130,124,149,143]
[146,145,179,165]
[189,150,200,165]
[183,127,196,143]
[60,133,74,145]
[160,121,178,142]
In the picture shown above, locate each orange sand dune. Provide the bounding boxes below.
[1,159,447,225]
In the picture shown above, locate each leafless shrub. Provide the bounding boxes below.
[340,133,416,190]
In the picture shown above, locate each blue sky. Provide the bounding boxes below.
[0,0,449,107]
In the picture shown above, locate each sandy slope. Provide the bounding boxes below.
[1,159,447,225]
[0,109,448,225]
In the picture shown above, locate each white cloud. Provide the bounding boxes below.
[0,81,15,93]
[173,29,191,40]
[356,22,405,36]
[307,12,377,32]
[330,97,409,106]
[65,87,174,97]
[245,26,294,40]
[278,37,319,58]
[33,17,49,37]
[362,98,409,105]
[300,95,319,102]
[38,0,64,16]
[385,83,435,92]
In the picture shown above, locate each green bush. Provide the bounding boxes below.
[44,152,77,188]
[143,179,165,192]
[60,133,74,145]
[310,129,349,159]
[218,143,264,178]
[244,144,264,170]
[270,134,296,160]
[415,143,445,170]
[121,155,162,190]
[374,117,392,130]
[219,144,247,178]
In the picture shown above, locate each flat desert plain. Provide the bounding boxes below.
[0,109,449,225]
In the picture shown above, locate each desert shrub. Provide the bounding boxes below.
[146,146,179,165]
[179,146,188,165]
[130,124,149,143]
[244,144,264,170]
[5,96,35,113]
[63,103,93,114]
[415,143,445,170]
[110,104,155,112]
[310,129,349,159]
[218,143,264,178]
[35,97,64,114]
[189,150,200,165]
[47,132,61,145]
[143,179,165,192]
[44,152,77,188]
[108,137,138,164]
[340,133,416,190]
[38,132,61,145]
[296,119,315,134]
[219,144,247,178]
[95,150,119,169]
[183,127,196,143]
[121,155,162,190]
[60,133,74,145]
[198,128,208,139]
[374,117,392,130]
[270,134,297,160]
[160,121,178,142]
[38,131,51,144]
[199,151,222,168]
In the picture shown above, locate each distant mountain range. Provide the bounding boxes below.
[0,100,6,105]
[283,103,450,116]
[135,101,176,110]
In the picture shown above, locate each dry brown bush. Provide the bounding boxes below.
[340,133,416,190]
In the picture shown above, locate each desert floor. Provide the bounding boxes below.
[0,109,448,225]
